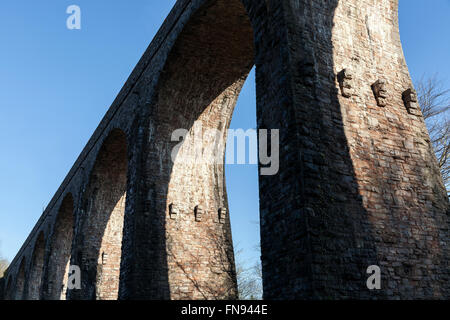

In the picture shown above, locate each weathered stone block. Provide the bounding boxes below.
[338,68,354,98]
[402,88,421,116]
[372,79,388,107]
[194,205,203,222]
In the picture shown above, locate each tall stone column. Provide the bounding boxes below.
[117,0,449,300]
[258,0,449,299]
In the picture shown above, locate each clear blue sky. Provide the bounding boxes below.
[0,0,449,272]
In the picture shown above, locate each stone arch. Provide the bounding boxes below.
[26,232,45,299]
[45,193,75,300]
[4,276,12,300]
[77,128,128,300]
[137,0,256,299]
[5,0,448,301]
[14,258,26,300]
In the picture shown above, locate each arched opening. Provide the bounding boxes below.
[14,258,26,300]
[79,129,128,300]
[225,67,262,300]
[146,0,257,299]
[46,194,74,300]
[27,232,45,299]
[4,277,12,300]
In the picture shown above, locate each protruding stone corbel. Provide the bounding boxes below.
[169,203,178,220]
[402,88,421,116]
[298,56,315,87]
[47,281,54,294]
[372,79,388,107]
[81,252,89,270]
[194,205,203,222]
[101,252,108,265]
[338,68,354,98]
[218,207,227,224]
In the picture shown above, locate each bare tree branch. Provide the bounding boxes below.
[234,244,263,300]
[416,74,450,191]
[166,226,237,300]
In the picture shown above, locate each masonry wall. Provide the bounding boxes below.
[136,0,255,300]
[328,0,449,299]
[44,195,74,300]
[258,0,449,299]
[0,278,4,300]
[14,259,26,300]
[26,233,45,300]
[74,129,128,300]
[3,0,449,300]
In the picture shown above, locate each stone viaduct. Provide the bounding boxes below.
[1,0,449,300]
